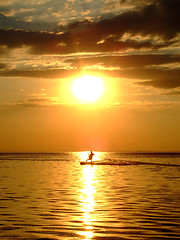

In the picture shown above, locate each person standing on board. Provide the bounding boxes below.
[86,150,95,163]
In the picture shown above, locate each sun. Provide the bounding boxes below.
[72,75,104,103]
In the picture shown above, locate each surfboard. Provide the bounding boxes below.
[80,161,139,165]
[80,161,114,165]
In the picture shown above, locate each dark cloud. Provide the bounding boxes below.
[0,13,57,32]
[14,101,58,109]
[1,64,180,89]
[0,28,177,55]
[26,97,51,103]
[0,0,179,91]
[84,38,175,52]
[12,97,70,109]
[129,68,180,89]
[0,29,62,50]
[165,91,180,95]
[0,0,179,54]
[0,69,80,79]
[63,0,180,51]
[0,63,6,69]
[66,54,180,68]
[66,53,180,89]
[69,0,180,41]
[12,96,62,109]
[105,67,180,89]
[135,79,180,89]
[120,0,150,5]
[66,54,180,89]
[120,0,180,40]
[0,45,10,56]
[15,102,43,108]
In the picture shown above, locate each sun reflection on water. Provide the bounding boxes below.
[78,152,98,240]
[81,166,96,239]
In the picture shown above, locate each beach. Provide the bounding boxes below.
[0,152,180,239]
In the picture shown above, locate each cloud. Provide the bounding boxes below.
[66,54,180,68]
[0,63,7,69]
[8,93,180,110]
[135,79,180,89]
[0,51,180,90]
[0,0,105,31]
[165,90,180,95]
[116,0,179,39]
[0,46,8,55]
[0,0,179,91]
[13,96,61,108]
[130,67,180,89]
[0,28,177,55]
[1,62,180,90]
[77,0,180,41]
[0,69,80,79]
[65,54,180,89]
[0,13,57,31]
[0,0,180,54]
[112,100,180,110]
[110,67,180,89]
[0,29,63,52]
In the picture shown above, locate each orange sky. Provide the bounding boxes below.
[0,0,180,152]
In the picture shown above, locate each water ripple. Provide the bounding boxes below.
[0,152,180,239]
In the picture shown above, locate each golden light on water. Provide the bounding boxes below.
[78,151,99,240]
[80,165,96,239]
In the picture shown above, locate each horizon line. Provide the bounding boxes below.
[0,151,180,154]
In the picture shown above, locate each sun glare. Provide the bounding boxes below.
[72,75,104,103]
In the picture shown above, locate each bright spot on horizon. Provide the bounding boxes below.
[72,75,105,103]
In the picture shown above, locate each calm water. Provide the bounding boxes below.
[0,152,180,240]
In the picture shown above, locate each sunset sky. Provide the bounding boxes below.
[0,0,180,152]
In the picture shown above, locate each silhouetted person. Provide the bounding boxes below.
[86,150,95,163]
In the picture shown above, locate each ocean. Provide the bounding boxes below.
[0,152,179,240]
